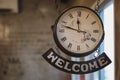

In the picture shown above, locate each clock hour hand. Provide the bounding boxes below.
[80,30,86,34]
[77,18,80,30]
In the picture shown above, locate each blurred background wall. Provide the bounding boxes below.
[0,0,67,80]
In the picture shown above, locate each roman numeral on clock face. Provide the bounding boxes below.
[93,30,99,33]
[61,21,67,24]
[68,43,72,48]
[77,11,81,17]
[91,37,96,42]
[59,29,64,33]
[86,14,89,19]
[86,44,89,48]
[77,45,80,51]
[68,13,73,19]
[61,37,67,42]
[91,21,96,25]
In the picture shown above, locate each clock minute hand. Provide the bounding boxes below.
[63,25,87,33]
[64,26,78,32]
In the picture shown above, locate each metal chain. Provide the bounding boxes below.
[54,0,70,14]
[54,0,61,13]
[55,0,58,11]
[95,0,101,13]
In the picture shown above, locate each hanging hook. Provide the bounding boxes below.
[94,49,100,58]
[54,0,60,13]
[55,46,62,55]
[95,0,101,13]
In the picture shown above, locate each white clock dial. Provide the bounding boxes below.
[53,6,104,57]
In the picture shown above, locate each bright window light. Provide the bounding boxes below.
[104,3,115,80]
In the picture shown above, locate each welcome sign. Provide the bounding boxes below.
[43,48,111,74]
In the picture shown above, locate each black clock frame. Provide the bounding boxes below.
[52,6,105,57]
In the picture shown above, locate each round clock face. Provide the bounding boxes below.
[53,6,104,57]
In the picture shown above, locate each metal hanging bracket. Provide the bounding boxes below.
[91,0,112,13]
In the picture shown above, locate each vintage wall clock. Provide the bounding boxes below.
[52,6,104,57]
[43,5,111,74]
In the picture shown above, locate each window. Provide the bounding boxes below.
[104,3,114,80]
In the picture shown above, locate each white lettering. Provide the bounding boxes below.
[81,64,89,72]
[55,58,64,68]
[47,52,58,62]
[98,57,108,67]
[43,50,111,74]
[64,62,71,71]
[72,64,80,72]
[89,61,99,70]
